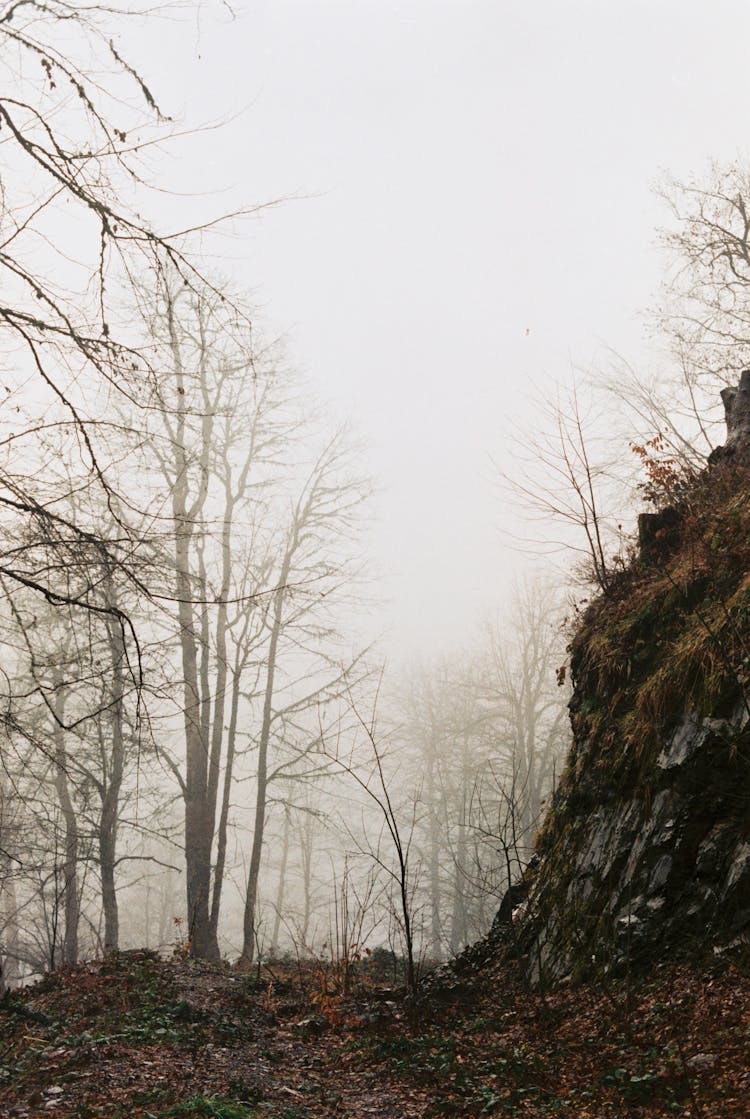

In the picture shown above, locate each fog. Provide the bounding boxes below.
[2,0,750,981]
[125,0,750,655]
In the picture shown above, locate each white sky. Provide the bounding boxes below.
[128,0,750,657]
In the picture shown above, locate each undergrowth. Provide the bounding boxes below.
[537,461,750,861]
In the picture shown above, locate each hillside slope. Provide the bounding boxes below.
[518,376,750,986]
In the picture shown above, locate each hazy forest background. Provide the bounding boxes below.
[1,0,749,988]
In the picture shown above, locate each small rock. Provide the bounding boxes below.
[686,1052,717,1072]
[293,1015,326,1035]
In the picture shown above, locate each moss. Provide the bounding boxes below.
[563,467,750,780]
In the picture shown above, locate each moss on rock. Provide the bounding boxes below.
[519,460,750,986]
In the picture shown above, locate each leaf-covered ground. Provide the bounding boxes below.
[1,948,749,1117]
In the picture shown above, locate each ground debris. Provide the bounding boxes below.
[0,951,748,1117]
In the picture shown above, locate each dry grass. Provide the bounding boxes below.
[534,462,750,862]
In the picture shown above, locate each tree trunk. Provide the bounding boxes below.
[298,810,314,948]
[176,532,219,960]
[239,559,290,965]
[449,735,469,955]
[99,600,126,952]
[209,662,241,939]
[176,518,220,960]
[99,822,119,952]
[0,874,20,990]
[51,714,79,967]
[270,805,291,955]
[165,291,220,962]
[425,746,442,958]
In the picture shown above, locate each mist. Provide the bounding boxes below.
[1,0,750,1005]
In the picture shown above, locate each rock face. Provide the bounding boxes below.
[709,368,750,464]
[519,704,750,984]
[515,375,750,986]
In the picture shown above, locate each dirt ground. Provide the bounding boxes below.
[1,948,749,1118]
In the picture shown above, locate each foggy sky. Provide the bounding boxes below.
[127,0,750,657]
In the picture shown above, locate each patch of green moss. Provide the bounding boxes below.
[157,1098,257,1119]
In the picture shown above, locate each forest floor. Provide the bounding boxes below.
[1,946,749,1118]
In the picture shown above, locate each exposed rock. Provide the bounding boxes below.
[686,1052,717,1072]
[421,873,538,998]
[293,1015,327,1035]
[505,375,750,987]
[492,865,535,931]
[518,701,750,984]
[657,711,710,768]
[708,368,750,464]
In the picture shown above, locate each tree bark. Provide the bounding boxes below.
[270,804,292,955]
[166,294,220,961]
[51,685,79,967]
[98,594,127,952]
[239,556,290,965]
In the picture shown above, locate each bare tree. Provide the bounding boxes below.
[390,582,569,955]
[130,273,288,959]
[0,1,339,972]
[0,1,239,622]
[0,765,23,988]
[502,386,630,593]
[0,570,149,962]
[327,701,421,996]
[476,580,569,838]
[238,431,372,965]
[128,269,371,962]
[657,164,750,390]
[585,165,750,486]
[0,6,229,967]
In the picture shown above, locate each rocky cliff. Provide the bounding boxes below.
[515,375,750,986]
